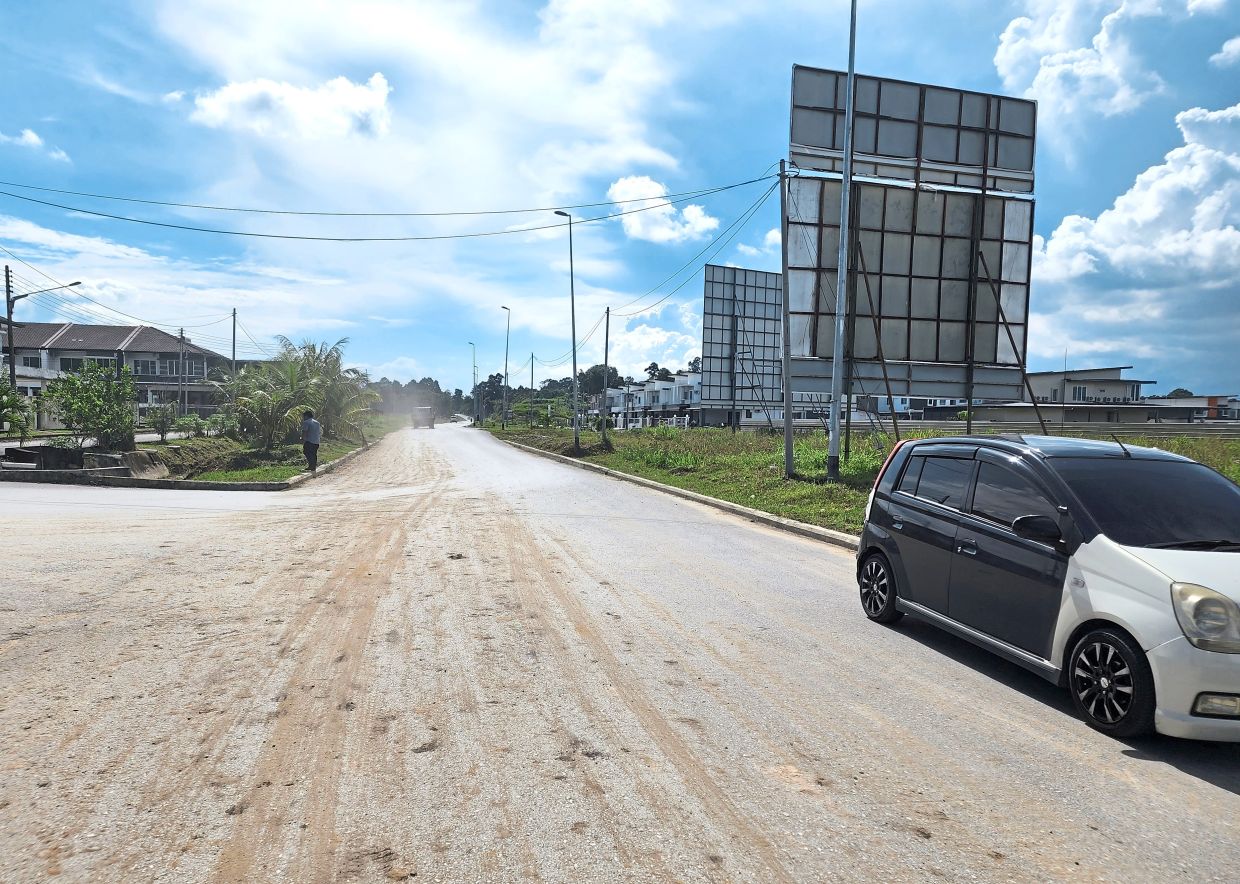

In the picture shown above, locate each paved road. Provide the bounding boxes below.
[1,424,1237,883]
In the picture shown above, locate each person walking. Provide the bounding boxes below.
[301,409,322,473]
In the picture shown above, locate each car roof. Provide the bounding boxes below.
[905,434,1194,463]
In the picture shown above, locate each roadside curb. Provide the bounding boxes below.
[500,439,860,551]
[0,439,372,491]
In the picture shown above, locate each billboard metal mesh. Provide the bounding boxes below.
[700,264,783,409]
[786,175,1032,369]
[790,65,1036,194]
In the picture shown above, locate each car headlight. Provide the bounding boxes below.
[1171,583,1240,653]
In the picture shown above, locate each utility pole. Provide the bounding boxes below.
[601,307,610,446]
[501,305,511,429]
[467,341,477,424]
[4,265,13,391]
[779,163,795,477]
[530,352,534,427]
[231,308,237,381]
[178,328,185,416]
[827,0,859,482]
[554,210,580,452]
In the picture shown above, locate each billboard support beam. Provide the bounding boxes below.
[977,250,1048,436]
[855,242,901,442]
[780,159,795,477]
[827,0,859,482]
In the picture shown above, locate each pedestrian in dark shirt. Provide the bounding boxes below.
[301,410,322,473]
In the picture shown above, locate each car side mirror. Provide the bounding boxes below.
[1013,514,1062,544]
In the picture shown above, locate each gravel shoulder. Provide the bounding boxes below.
[1,424,1237,883]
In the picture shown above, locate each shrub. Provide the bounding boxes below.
[174,414,207,438]
[44,363,137,451]
[148,404,177,442]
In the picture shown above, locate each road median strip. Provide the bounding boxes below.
[501,438,859,551]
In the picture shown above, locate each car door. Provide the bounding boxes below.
[949,452,1069,660]
[887,446,977,614]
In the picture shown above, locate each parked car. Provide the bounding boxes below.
[857,435,1240,741]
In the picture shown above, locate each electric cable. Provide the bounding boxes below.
[0,175,775,218]
[0,177,774,243]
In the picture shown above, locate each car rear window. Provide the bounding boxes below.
[1049,457,1240,547]
[909,455,972,509]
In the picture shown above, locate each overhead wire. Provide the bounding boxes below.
[0,176,774,218]
[0,176,775,243]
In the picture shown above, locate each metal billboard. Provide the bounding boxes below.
[700,264,783,410]
[785,175,1032,399]
[790,65,1037,194]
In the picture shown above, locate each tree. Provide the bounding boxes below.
[148,403,177,442]
[44,363,138,451]
[1166,387,1194,399]
[687,356,702,373]
[0,388,37,444]
[578,364,621,396]
[645,362,674,382]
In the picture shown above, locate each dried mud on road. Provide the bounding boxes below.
[2,427,1238,883]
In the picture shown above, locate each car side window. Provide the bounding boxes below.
[896,456,924,495]
[971,461,1059,528]
[912,456,971,509]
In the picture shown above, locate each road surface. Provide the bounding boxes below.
[1,424,1237,882]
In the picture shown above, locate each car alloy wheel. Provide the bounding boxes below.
[859,553,902,624]
[1068,628,1155,738]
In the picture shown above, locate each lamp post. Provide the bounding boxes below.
[500,305,511,429]
[4,270,81,390]
[467,340,477,424]
[553,210,580,453]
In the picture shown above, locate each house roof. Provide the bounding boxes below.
[1027,366,1134,376]
[8,322,222,358]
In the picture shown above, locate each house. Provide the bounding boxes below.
[1023,366,1154,405]
[1142,394,1240,421]
[2,322,229,424]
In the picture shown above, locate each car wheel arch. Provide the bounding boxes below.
[1057,618,1149,688]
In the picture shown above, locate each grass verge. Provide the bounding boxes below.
[489,426,1240,535]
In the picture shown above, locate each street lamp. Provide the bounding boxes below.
[553,210,580,453]
[467,340,477,424]
[6,277,81,390]
[500,305,511,430]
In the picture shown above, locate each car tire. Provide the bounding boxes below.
[1068,628,1155,738]
[859,552,903,624]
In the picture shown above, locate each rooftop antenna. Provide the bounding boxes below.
[1110,433,1133,458]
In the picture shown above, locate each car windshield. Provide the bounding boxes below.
[1049,457,1240,548]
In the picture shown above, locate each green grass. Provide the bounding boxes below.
[490,426,1240,535]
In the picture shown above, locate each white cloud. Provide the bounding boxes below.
[367,315,413,328]
[190,73,392,139]
[358,355,421,382]
[995,2,1167,152]
[736,226,780,263]
[1210,35,1240,67]
[1188,0,1227,12]
[162,90,185,103]
[0,128,70,162]
[1030,100,1240,389]
[607,321,698,378]
[606,175,719,243]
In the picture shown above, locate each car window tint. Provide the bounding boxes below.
[897,456,924,494]
[913,456,971,509]
[971,462,1058,527]
[1050,457,1240,547]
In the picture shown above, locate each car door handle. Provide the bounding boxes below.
[956,540,977,556]
[891,518,904,530]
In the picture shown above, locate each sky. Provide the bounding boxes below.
[0,0,1237,396]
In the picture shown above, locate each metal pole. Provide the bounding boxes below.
[555,210,580,452]
[978,250,1048,435]
[530,352,534,427]
[5,265,14,391]
[178,328,185,416]
[231,307,237,381]
[501,305,510,429]
[828,0,859,482]
[779,161,795,477]
[468,341,476,424]
[602,307,610,446]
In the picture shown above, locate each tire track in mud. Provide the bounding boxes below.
[494,508,797,883]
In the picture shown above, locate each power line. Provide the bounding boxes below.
[0,176,775,243]
[612,180,780,318]
[0,175,773,217]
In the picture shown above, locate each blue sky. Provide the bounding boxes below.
[1,0,1237,395]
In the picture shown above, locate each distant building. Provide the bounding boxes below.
[2,322,229,424]
[1142,394,1240,421]
[1023,365,1154,406]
